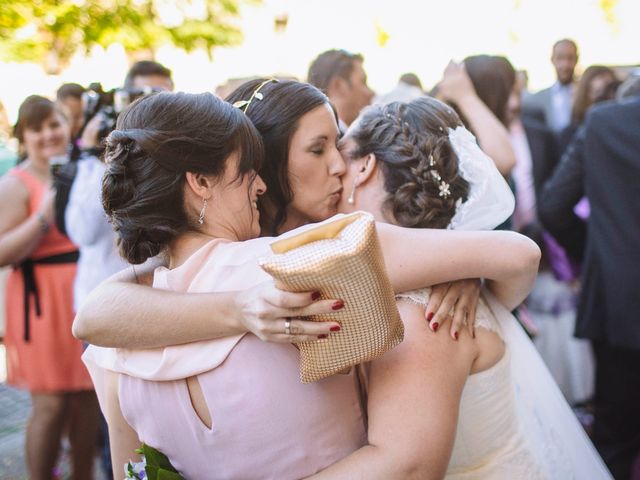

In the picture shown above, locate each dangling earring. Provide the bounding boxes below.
[198,198,208,225]
[347,165,367,205]
[347,179,357,205]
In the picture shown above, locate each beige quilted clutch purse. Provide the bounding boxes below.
[259,212,404,383]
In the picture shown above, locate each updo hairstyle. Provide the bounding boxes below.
[347,96,469,229]
[226,79,334,235]
[102,91,264,264]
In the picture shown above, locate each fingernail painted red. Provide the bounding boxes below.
[332,300,344,310]
[427,312,434,321]
[311,291,321,301]
[330,325,341,332]
[432,322,439,332]
[318,334,328,339]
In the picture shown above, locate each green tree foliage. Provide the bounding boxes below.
[0,0,252,72]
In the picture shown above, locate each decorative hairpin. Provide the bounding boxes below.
[438,181,451,198]
[429,161,451,198]
[385,110,451,199]
[233,79,278,113]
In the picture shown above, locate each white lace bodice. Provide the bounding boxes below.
[396,287,501,336]
[396,289,550,479]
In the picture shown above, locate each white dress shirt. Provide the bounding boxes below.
[65,156,129,311]
[549,82,574,132]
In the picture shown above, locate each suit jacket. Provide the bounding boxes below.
[523,87,553,129]
[522,118,560,197]
[538,97,640,348]
[523,83,576,133]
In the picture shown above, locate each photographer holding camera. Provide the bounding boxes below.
[66,60,173,312]
[54,61,174,236]
[62,60,173,476]
[79,61,174,153]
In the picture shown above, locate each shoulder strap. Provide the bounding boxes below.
[53,160,79,235]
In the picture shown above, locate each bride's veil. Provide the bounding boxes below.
[448,126,612,479]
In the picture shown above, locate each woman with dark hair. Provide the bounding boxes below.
[463,55,516,126]
[0,96,99,479]
[434,59,517,176]
[557,65,617,154]
[82,86,543,477]
[226,79,342,235]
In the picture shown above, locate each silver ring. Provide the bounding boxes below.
[284,318,291,336]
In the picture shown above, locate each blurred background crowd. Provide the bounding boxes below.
[0,0,639,479]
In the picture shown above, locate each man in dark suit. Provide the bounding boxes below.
[539,96,640,479]
[523,39,579,134]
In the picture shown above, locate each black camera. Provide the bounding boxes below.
[81,82,163,145]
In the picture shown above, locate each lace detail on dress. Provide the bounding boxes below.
[396,288,503,339]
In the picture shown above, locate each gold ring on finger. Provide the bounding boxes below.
[284,318,291,335]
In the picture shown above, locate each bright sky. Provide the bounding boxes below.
[1,0,639,123]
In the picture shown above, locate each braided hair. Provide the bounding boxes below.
[347,96,469,229]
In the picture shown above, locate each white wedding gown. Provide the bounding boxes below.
[397,287,611,479]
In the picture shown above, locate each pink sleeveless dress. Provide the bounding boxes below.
[84,234,367,479]
[5,167,93,392]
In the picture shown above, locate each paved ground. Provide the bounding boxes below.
[0,381,30,479]
[0,345,107,480]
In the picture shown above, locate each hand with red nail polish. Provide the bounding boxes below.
[234,281,347,344]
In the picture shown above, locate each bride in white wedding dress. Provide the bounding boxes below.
[313,96,611,479]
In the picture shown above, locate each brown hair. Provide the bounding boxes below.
[347,96,469,229]
[102,91,264,264]
[13,95,66,144]
[463,55,516,127]
[571,65,616,125]
[307,49,364,93]
[226,79,335,235]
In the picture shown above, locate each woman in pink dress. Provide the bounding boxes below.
[0,96,99,479]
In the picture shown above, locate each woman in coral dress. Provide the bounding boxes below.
[0,96,99,479]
